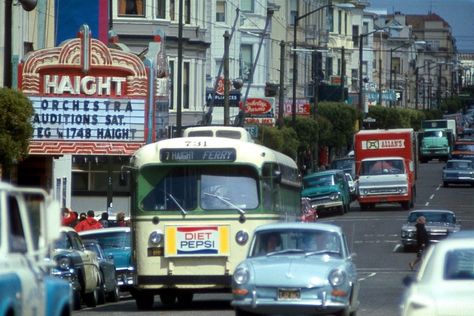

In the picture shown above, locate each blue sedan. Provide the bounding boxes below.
[231,222,359,316]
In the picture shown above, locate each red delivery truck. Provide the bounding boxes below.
[354,128,417,210]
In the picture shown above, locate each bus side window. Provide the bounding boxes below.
[8,195,28,254]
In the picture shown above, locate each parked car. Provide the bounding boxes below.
[82,239,120,303]
[345,172,357,201]
[401,210,460,251]
[79,227,133,291]
[400,231,474,316]
[442,159,474,187]
[329,157,355,178]
[231,222,359,316]
[51,226,102,309]
[301,170,352,215]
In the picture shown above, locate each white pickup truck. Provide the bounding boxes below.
[0,181,72,316]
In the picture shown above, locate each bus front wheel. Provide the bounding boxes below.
[135,293,154,310]
[160,293,177,306]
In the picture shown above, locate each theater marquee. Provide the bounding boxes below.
[19,25,149,155]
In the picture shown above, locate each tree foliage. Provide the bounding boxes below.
[0,88,34,169]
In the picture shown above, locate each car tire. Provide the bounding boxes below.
[177,292,193,305]
[72,289,82,310]
[135,293,154,310]
[401,201,410,210]
[160,293,177,306]
[83,289,98,307]
[235,308,257,316]
[97,281,106,305]
[443,181,448,187]
[334,308,350,316]
[107,285,120,302]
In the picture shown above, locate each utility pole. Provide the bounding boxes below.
[278,41,285,129]
[223,31,230,126]
[340,46,345,102]
[312,51,320,119]
[437,63,442,108]
[3,0,12,88]
[176,0,183,136]
[378,58,382,105]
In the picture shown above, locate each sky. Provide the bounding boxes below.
[368,0,474,52]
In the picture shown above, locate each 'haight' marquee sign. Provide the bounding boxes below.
[19,25,151,155]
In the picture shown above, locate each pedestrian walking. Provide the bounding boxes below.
[409,216,430,270]
[75,210,103,232]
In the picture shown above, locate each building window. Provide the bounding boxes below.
[344,13,347,35]
[392,57,401,75]
[328,7,334,32]
[326,57,333,80]
[240,44,253,83]
[363,22,369,45]
[338,10,342,34]
[290,0,297,25]
[183,62,190,109]
[156,0,166,18]
[353,25,359,47]
[118,0,145,16]
[241,0,254,13]
[170,0,175,21]
[216,1,226,22]
[72,156,130,194]
[184,0,191,24]
[362,61,368,76]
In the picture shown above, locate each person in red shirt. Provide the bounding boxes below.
[61,207,78,227]
[74,210,103,232]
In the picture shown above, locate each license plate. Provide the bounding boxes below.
[278,288,301,300]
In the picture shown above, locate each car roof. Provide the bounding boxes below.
[304,170,343,178]
[78,227,130,236]
[254,222,342,234]
[447,159,472,163]
[60,226,77,233]
[408,209,454,215]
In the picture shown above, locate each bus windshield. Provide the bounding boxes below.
[140,165,259,212]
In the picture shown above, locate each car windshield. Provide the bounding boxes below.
[444,249,474,280]
[424,130,446,137]
[446,161,472,169]
[81,232,131,249]
[54,232,73,249]
[360,159,405,175]
[330,159,353,170]
[408,212,455,224]
[303,175,335,188]
[250,229,341,257]
[140,165,259,211]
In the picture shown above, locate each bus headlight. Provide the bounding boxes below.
[234,267,250,285]
[235,230,249,245]
[149,230,164,246]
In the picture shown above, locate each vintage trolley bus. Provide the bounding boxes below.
[128,128,301,309]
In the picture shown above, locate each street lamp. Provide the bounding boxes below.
[292,3,354,125]
[358,25,402,122]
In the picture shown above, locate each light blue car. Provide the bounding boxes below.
[231,222,359,316]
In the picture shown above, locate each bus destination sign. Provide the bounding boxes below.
[160,148,237,162]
